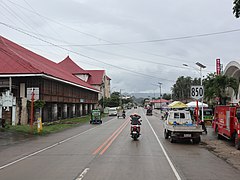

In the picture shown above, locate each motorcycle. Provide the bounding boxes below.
[130,124,141,140]
[122,112,126,119]
[130,115,142,140]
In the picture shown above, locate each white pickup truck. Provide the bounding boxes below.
[163,110,203,144]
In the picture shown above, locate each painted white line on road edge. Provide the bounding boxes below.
[0,119,114,170]
[75,168,90,180]
[143,112,182,180]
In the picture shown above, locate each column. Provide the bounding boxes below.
[72,104,76,117]
[80,104,83,116]
[11,97,16,126]
[21,97,28,125]
[89,104,93,112]
[63,104,67,118]
[52,104,57,121]
[85,104,88,115]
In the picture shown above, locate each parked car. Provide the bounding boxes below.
[108,107,118,116]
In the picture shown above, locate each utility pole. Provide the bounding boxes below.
[196,62,206,123]
[158,82,162,113]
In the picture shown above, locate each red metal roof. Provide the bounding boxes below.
[58,56,86,74]
[86,70,105,85]
[58,56,110,85]
[0,36,98,92]
[150,99,170,103]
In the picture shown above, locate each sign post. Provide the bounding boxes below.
[191,86,204,125]
[27,87,40,133]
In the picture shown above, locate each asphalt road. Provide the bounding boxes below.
[0,108,240,180]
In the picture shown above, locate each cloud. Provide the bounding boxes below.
[1,0,239,94]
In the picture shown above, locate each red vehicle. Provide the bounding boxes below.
[212,105,240,150]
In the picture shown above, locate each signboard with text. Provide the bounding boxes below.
[191,86,204,100]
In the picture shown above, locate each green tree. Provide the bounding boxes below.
[204,73,239,105]
[233,0,240,18]
[171,76,200,102]
[162,93,171,100]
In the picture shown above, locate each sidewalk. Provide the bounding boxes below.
[0,130,34,147]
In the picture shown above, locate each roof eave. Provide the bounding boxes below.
[0,73,99,93]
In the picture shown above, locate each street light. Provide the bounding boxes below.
[158,82,162,113]
[196,62,206,123]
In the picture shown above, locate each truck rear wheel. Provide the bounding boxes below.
[192,136,201,144]
[169,136,175,143]
[164,130,169,139]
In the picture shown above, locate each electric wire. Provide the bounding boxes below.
[0,22,175,82]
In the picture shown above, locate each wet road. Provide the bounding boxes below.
[0,108,240,180]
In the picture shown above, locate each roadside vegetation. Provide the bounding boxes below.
[171,74,239,106]
[2,115,94,135]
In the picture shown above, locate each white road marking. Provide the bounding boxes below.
[0,119,114,170]
[75,168,90,180]
[143,110,182,180]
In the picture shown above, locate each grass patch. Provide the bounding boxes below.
[4,115,91,135]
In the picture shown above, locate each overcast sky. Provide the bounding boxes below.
[0,0,239,95]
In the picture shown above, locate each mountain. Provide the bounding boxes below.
[129,93,158,99]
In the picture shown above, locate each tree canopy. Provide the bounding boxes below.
[233,0,240,18]
[203,73,239,105]
[171,76,200,102]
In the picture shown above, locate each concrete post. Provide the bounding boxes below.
[11,97,16,126]
[0,106,2,119]
[72,104,76,117]
[53,104,57,121]
[0,97,2,119]
[89,104,92,112]
[85,104,88,115]
[21,98,28,125]
[80,104,83,116]
[63,104,67,118]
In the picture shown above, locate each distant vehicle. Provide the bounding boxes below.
[146,108,152,116]
[134,106,137,109]
[108,107,118,116]
[164,110,203,144]
[90,109,102,124]
[212,105,240,150]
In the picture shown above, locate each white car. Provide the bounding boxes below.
[108,107,118,116]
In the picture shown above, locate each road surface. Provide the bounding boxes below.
[0,108,239,180]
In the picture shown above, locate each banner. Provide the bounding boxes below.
[216,58,221,75]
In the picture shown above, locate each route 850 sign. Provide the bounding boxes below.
[190,86,204,100]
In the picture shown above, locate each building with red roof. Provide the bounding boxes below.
[150,99,171,109]
[58,56,111,100]
[0,36,100,124]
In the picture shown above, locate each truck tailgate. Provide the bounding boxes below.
[166,124,203,133]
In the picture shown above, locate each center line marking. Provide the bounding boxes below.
[75,168,90,180]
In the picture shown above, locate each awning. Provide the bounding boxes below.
[168,101,187,109]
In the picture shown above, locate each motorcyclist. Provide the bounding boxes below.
[130,113,141,125]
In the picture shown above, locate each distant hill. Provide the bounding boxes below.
[129,93,157,99]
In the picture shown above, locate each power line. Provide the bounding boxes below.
[0,22,176,82]
[6,0,231,68]
[22,29,240,47]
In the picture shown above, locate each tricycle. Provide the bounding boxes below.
[90,109,102,124]
[117,109,126,119]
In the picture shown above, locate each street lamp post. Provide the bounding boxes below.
[158,82,162,113]
[196,62,206,123]
[183,62,206,123]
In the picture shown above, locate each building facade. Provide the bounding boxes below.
[0,36,102,125]
[224,61,240,103]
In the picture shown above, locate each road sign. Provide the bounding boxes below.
[191,86,204,100]
[27,87,39,101]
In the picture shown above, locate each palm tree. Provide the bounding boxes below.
[204,73,239,105]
